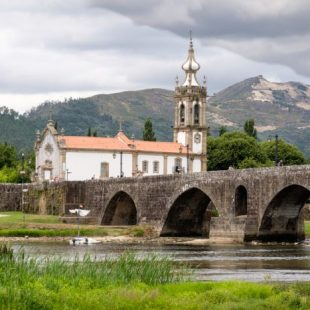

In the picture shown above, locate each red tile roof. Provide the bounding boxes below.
[58,131,190,154]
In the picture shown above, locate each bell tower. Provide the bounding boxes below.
[173,35,208,171]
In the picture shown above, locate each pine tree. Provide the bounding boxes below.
[93,131,97,137]
[54,121,58,131]
[143,118,156,141]
[87,127,92,136]
[244,119,257,139]
[219,126,227,136]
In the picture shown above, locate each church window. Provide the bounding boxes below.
[194,104,200,125]
[153,161,159,173]
[100,162,109,178]
[180,104,185,124]
[142,160,148,173]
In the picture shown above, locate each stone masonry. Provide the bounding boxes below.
[0,165,309,242]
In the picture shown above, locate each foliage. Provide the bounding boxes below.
[244,118,257,139]
[131,227,145,237]
[260,140,306,165]
[207,132,267,170]
[0,246,308,310]
[208,130,306,170]
[0,143,34,183]
[304,221,310,236]
[0,143,17,169]
[143,118,156,141]
[218,126,228,136]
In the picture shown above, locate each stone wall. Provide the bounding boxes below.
[0,165,309,242]
[26,182,66,215]
[0,184,22,211]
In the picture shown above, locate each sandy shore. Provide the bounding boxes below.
[0,235,243,245]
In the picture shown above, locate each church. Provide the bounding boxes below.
[34,38,208,181]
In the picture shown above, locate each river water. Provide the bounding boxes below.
[11,239,310,283]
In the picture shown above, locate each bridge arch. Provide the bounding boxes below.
[235,185,247,216]
[101,191,137,225]
[258,184,310,242]
[160,187,219,237]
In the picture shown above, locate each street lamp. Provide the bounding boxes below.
[120,151,123,177]
[66,169,71,181]
[268,134,279,166]
[20,153,25,222]
[113,151,124,177]
[186,144,189,174]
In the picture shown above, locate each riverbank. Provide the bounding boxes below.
[0,246,309,309]
[0,212,309,245]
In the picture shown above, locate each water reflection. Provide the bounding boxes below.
[11,240,310,282]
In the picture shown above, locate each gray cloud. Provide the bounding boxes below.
[89,0,310,78]
[0,0,310,112]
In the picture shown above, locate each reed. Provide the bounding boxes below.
[0,244,309,309]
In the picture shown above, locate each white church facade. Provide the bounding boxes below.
[35,38,208,181]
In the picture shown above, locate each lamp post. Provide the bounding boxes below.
[275,134,279,166]
[113,151,124,177]
[268,134,279,166]
[186,144,189,174]
[120,151,123,177]
[20,153,25,222]
[66,169,71,181]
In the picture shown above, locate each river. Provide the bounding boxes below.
[11,239,310,283]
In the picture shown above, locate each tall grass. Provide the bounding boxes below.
[0,244,309,309]
[0,243,187,309]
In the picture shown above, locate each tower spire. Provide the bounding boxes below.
[189,30,193,48]
[181,31,200,87]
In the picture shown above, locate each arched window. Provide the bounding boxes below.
[180,104,185,124]
[100,162,109,178]
[194,104,199,125]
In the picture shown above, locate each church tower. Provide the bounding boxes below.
[173,36,208,172]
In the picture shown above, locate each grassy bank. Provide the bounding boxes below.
[0,212,146,237]
[0,212,309,239]
[0,245,309,309]
[305,221,310,236]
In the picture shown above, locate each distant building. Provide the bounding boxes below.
[34,38,208,181]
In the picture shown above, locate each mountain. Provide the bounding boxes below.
[208,75,310,156]
[0,76,309,157]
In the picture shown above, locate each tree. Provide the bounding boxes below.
[260,139,305,166]
[244,119,257,139]
[54,121,58,131]
[219,126,227,136]
[93,130,97,137]
[0,143,17,169]
[207,132,267,171]
[87,127,92,137]
[143,118,156,141]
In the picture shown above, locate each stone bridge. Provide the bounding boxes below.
[1,165,310,242]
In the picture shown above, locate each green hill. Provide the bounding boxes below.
[0,76,309,157]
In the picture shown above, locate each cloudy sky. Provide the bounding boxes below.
[1,0,310,113]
